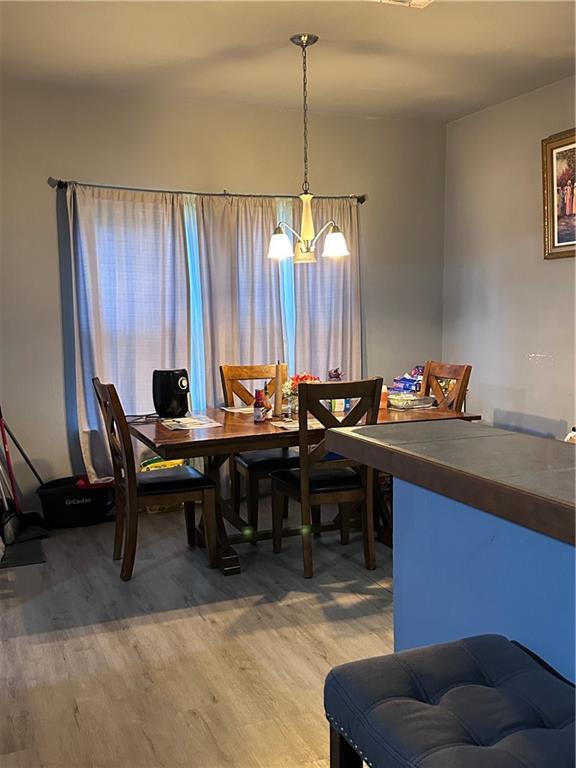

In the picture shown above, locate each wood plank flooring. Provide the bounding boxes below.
[0,502,393,768]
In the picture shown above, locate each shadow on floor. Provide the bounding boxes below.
[1,504,393,641]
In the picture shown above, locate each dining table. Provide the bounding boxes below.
[130,406,481,574]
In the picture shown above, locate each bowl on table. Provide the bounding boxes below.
[388,393,436,410]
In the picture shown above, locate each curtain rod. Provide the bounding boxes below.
[47,177,367,204]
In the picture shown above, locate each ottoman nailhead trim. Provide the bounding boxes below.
[326,712,374,767]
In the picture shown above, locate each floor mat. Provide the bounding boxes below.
[0,539,46,569]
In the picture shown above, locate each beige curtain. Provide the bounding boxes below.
[194,195,361,399]
[293,197,361,380]
[65,186,362,478]
[195,195,286,405]
[67,184,191,479]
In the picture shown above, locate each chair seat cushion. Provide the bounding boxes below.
[235,448,299,473]
[324,634,575,768]
[136,465,215,496]
[270,467,362,494]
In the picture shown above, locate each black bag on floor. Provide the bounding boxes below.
[37,476,115,529]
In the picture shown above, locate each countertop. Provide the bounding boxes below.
[326,419,575,544]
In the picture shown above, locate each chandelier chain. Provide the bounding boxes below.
[301,43,309,194]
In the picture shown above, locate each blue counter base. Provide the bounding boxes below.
[393,478,575,682]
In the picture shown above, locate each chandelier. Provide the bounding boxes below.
[267,34,350,264]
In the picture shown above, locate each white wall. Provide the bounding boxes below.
[0,81,445,490]
[443,77,575,439]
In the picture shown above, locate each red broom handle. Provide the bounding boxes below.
[0,407,20,514]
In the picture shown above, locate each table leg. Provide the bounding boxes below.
[200,455,241,575]
[214,511,241,575]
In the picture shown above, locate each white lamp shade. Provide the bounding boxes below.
[322,227,349,258]
[267,229,293,260]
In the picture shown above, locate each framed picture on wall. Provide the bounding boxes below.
[542,128,576,260]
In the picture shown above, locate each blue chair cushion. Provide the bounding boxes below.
[235,448,299,473]
[324,634,575,768]
[136,465,215,496]
[271,467,362,494]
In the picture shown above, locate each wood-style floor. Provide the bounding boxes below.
[1,502,393,768]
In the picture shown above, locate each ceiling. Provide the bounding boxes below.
[1,1,574,122]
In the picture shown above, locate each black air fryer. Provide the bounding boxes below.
[152,369,190,418]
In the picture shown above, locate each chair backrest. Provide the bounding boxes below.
[297,378,383,495]
[420,361,472,411]
[92,378,137,502]
[219,363,288,407]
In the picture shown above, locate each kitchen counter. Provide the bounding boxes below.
[326,419,575,543]
[326,419,575,680]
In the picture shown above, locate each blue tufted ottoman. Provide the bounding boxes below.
[324,635,575,767]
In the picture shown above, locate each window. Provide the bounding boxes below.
[66,184,361,477]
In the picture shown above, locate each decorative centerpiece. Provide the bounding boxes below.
[282,372,320,417]
[328,367,343,381]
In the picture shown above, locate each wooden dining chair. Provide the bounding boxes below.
[420,361,472,411]
[374,362,473,546]
[219,363,299,540]
[270,377,383,578]
[219,363,287,409]
[92,378,218,581]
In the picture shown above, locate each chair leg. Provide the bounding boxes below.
[202,488,218,568]
[113,492,125,561]
[283,495,289,519]
[338,502,351,546]
[301,501,314,578]
[230,457,241,520]
[362,470,376,571]
[247,474,260,544]
[120,501,138,581]
[330,723,362,768]
[184,501,196,548]
[272,485,285,553]
[311,505,321,537]
[374,475,393,547]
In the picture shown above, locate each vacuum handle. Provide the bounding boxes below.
[3,421,44,486]
[0,463,9,512]
[0,408,20,514]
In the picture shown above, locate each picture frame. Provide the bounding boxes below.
[542,128,576,260]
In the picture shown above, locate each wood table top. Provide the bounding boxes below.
[326,420,575,545]
[129,406,481,460]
